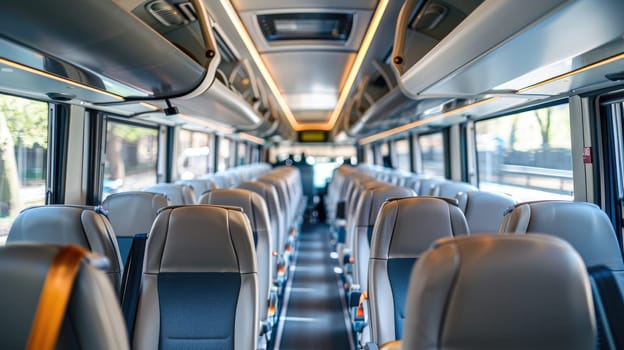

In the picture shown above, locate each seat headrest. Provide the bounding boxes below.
[456,191,516,233]
[370,197,468,259]
[176,179,217,201]
[101,191,168,237]
[198,188,270,233]
[500,200,624,269]
[144,183,194,205]
[356,185,416,227]
[0,244,129,349]
[437,181,478,199]
[7,206,120,270]
[402,234,595,350]
[145,205,256,274]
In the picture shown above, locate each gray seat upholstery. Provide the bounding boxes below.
[133,205,258,350]
[499,200,624,349]
[457,191,516,233]
[238,181,283,260]
[7,205,123,292]
[101,191,169,263]
[417,178,447,196]
[352,185,416,289]
[198,188,273,329]
[0,244,129,350]
[176,179,218,202]
[401,235,595,350]
[368,197,469,345]
[144,183,195,205]
[499,201,622,269]
[437,181,478,199]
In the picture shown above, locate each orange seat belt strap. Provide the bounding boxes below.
[26,245,89,350]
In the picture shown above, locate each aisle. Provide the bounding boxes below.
[274,223,354,350]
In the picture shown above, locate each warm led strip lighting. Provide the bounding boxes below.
[139,102,160,111]
[359,51,624,144]
[359,98,497,145]
[518,52,624,93]
[322,0,390,131]
[0,57,123,101]
[178,113,235,134]
[239,132,264,145]
[220,0,301,131]
[221,0,389,132]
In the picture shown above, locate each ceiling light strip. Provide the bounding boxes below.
[519,52,624,93]
[220,0,301,131]
[359,98,497,145]
[0,58,123,101]
[323,0,390,131]
[239,132,264,144]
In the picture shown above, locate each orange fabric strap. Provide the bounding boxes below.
[26,245,88,350]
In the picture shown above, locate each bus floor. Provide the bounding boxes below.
[273,222,354,350]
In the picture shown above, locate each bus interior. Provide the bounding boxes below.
[1,0,624,349]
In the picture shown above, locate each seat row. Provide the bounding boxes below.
[325,165,623,349]
[0,163,304,349]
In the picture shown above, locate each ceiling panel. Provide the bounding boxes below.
[263,51,355,107]
[232,0,377,12]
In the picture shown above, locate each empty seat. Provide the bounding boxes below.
[0,244,129,349]
[198,189,274,332]
[176,179,218,202]
[101,191,169,263]
[133,205,258,349]
[437,181,478,199]
[144,183,195,205]
[400,235,595,350]
[456,191,516,233]
[7,205,123,292]
[368,197,468,346]
[500,200,624,349]
[417,178,447,196]
[351,185,416,289]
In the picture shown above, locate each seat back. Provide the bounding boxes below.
[351,185,415,288]
[144,183,195,205]
[198,189,273,325]
[176,179,218,202]
[133,205,258,350]
[417,178,446,196]
[456,191,515,233]
[437,181,478,199]
[7,205,123,291]
[368,197,468,345]
[0,244,129,349]
[401,235,595,350]
[238,181,283,256]
[101,191,168,263]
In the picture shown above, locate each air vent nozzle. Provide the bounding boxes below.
[146,0,185,27]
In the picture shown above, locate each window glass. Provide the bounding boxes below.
[103,121,158,198]
[0,95,48,244]
[393,139,411,172]
[237,142,248,166]
[419,132,445,177]
[217,137,231,171]
[475,104,572,201]
[177,129,212,180]
[364,145,374,165]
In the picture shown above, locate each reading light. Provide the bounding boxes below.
[0,57,123,101]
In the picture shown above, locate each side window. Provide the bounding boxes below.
[0,94,48,243]
[237,142,248,166]
[418,132,445,177]
[217,137,231,172]
[475,103,572,201]
[393,138,411,172]
[379,142,390,167]
[103,120,158,198]
[177,129,213,180]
